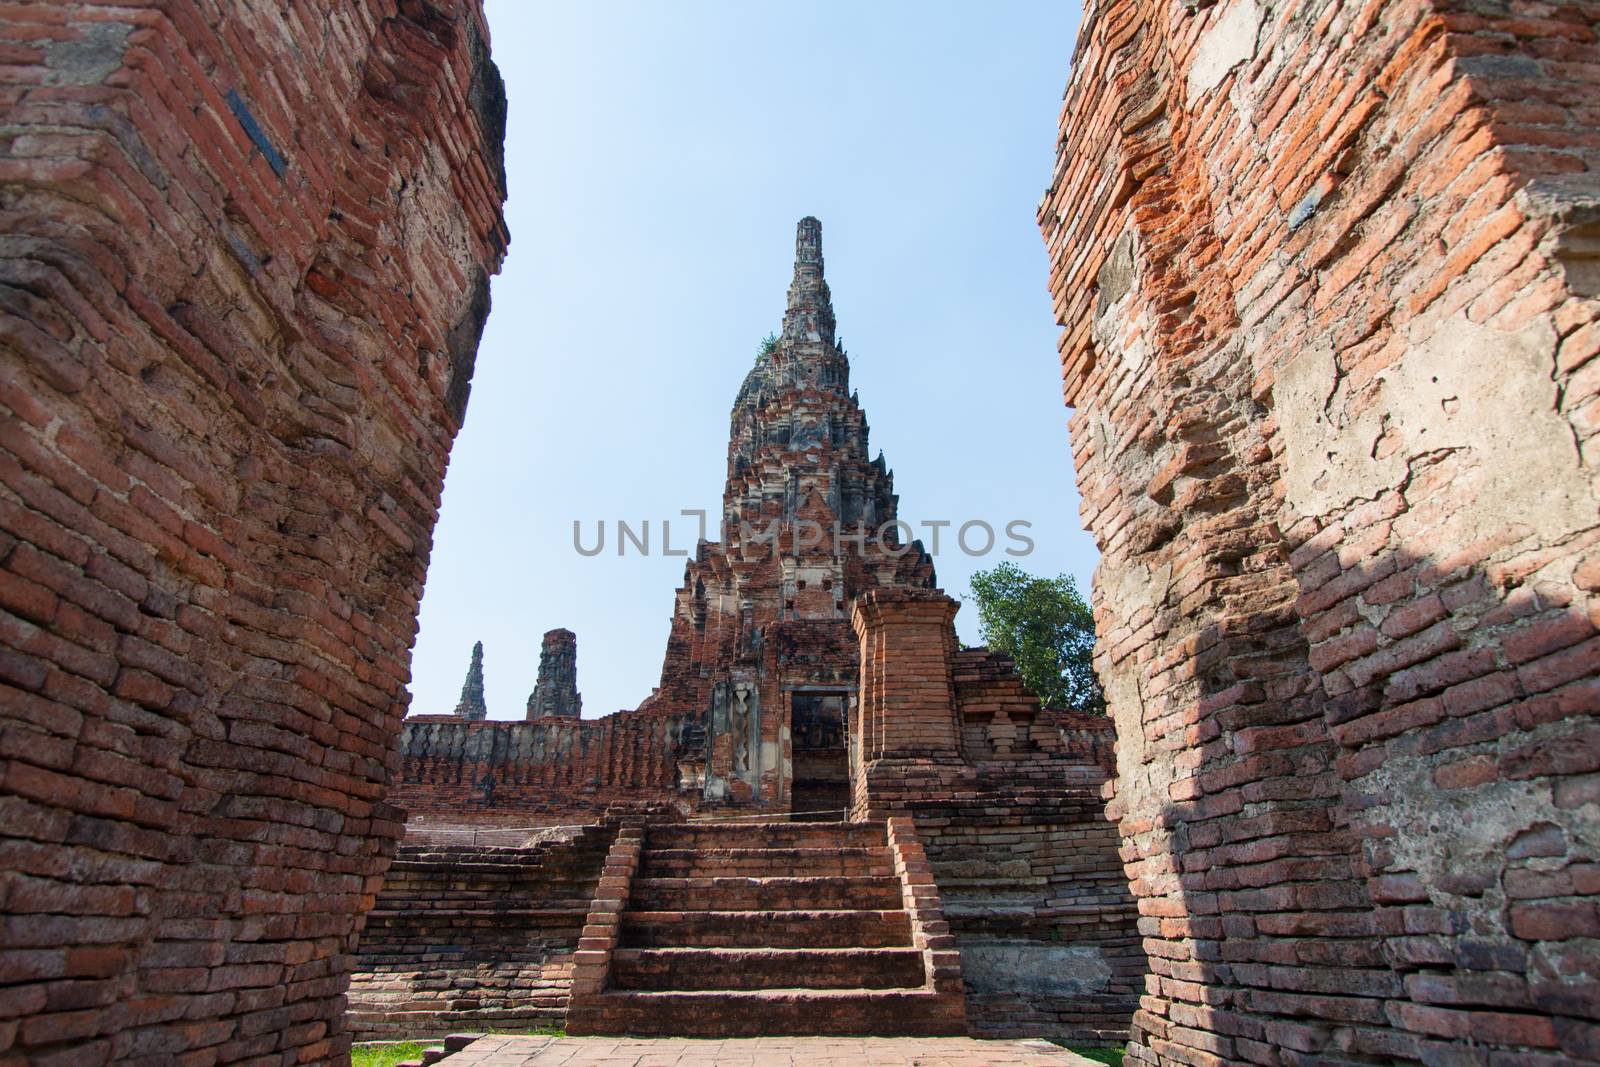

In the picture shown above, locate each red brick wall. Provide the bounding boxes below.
[851,590,1142,1042]
[348,825,615,1038]
[390,715,701,822]
[1043,0,1600,1062]
[0,3,506,1063]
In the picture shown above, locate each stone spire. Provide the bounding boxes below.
[782,216,836,347]
[453,640,487,720]
[526,628,582,720]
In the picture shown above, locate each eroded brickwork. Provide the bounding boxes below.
[348,824,616,1038]
[0,3,506,1063]
[390,714,700,819]
[850,590,1142,1042]
[1042,0,1600,1062]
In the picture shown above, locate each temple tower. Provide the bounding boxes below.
[527,628,582,720]
[638,218,937,810]
[453,640,488,720]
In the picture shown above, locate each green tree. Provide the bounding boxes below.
[966,562,1104,714]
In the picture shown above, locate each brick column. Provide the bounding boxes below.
[851,588,964,762]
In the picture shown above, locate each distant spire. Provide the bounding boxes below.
[782,216,836,346]
[453,641,487,720]
[526,628,582,720]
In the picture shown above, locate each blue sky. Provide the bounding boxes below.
[408,1,1093,721]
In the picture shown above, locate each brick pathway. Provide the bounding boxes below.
[439,1034,1103,1066]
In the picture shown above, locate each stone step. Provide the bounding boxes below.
[384,864,605,880]
[629,875,903,912]
[390,851,607,867]
[638,847,893,879]
[609,947,926,991]
[364,907,590,923]
[620,909,913,949]
[647,822,886,851]
[566,988,967,1037]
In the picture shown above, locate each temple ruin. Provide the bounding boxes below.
[357,219,1137,1042]
[1,0,1597,1063]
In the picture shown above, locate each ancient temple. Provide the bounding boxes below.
[365,221,1134,1043]
[630,216,938,812]
[396,218,963,819]
[8,0,1594,1057]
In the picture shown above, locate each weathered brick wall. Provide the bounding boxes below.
[0,3,506,1063]
[927,806,1142,1042]
[390,714,702,821]
[852,590,1142,1042]
[1042,0,1600,1062]
[348,825,614,1038]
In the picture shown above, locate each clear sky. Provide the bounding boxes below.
[407,1,1094,721]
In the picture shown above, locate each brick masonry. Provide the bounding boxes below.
[347,823,616,1038]
[850,589,1142,1043]
[390,714,702,820]
[1041,0,1600,1063]
[0,2,506,1064]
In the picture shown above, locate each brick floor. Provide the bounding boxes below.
[439,1034,1105,1066]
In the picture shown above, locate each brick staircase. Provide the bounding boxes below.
[566,819,967,1036]
[348,824,615,1037]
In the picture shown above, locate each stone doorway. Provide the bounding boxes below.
[789,691,850,820]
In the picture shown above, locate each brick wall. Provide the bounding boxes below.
[0,3,506,1063]
[390,715,703,821]
[348,825,614,1038]
[851,588,1142,1042]
[1042,0,1600,1062]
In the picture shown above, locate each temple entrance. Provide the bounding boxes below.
[789,691,850,820]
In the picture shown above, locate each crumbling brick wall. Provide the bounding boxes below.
[347,825,615,1038]
[390,714,702,821]
[1042,0,1600,1062]
[0,3,506,1064]
[852,589,1144,1042]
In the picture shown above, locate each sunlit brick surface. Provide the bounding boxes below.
[0,2,506,1062]
[1041,0,1600,1062]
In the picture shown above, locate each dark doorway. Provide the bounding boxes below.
[790,692,850,820]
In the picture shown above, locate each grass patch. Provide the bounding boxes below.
[351,1030,564,1066]
[485,1027,565,1037]
[1067,1049,1125,1066]
[351,1043,427,1067]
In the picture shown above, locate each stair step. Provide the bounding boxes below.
[647,822,886,851]
[609,947,926,991]
[629,875,903,912]
[566,988,967,1037]
[620,909,913,948]
[639,847,893,878]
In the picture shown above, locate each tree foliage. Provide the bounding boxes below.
[757,332,778,361]
[966,562,1104,714]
